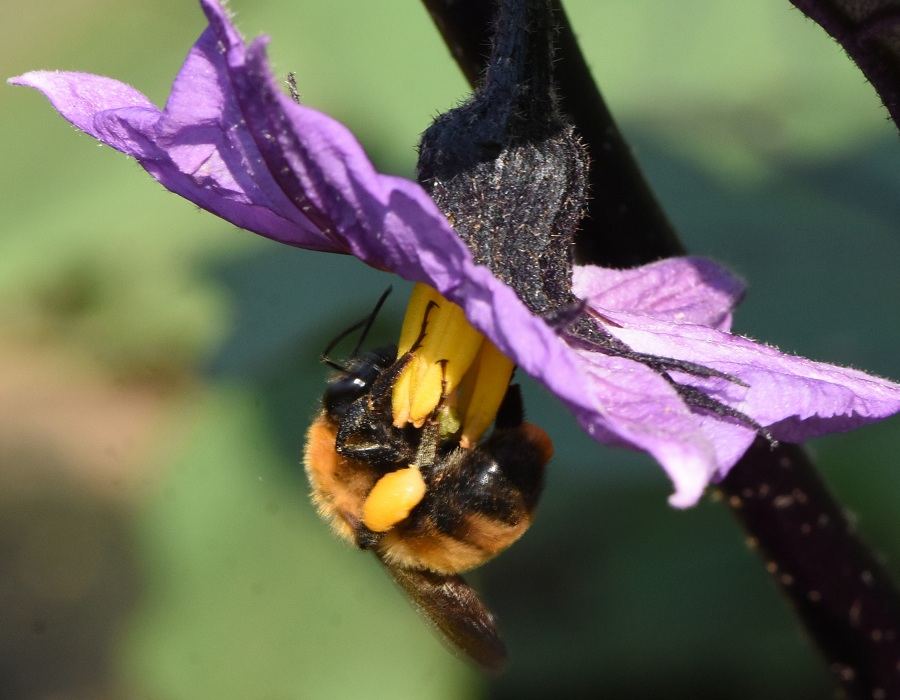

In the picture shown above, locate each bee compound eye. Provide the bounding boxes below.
[322,348,396,419]
[322,375,369,418]
[362,467,427,533]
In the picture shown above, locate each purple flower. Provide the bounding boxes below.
[10,0,900,507]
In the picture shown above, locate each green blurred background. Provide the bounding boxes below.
[2,1,899,698]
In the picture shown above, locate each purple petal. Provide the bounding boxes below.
[232,34,476,287]
[567,350,724,507]
[598,310,900,457]
[9,65,327,250]
[573,257,744,331]
[9,0,467,268]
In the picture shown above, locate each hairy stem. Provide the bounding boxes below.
[789,0,900,129]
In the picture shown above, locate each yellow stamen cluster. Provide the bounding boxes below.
[391,283,515,446]
[456,339,515,448]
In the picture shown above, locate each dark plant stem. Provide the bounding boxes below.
[419,1,900,696]
[788,0,900,129]
[725,439,900,699]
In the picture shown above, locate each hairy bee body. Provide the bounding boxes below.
[304,340,552,671]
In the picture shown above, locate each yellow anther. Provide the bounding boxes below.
[395,283,439,356]
[362,467,427,533]
[457,339,516,448]
[392,283,483,427]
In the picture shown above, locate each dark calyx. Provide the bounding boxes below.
[416,0,772,442]
[417,0,584,319]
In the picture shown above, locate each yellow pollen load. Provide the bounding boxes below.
[392,283,517,445]
[392,284,483,427]
[362,467,427,533]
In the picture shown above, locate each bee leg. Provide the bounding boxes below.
[493,383,525,430]
[334,406,412,464]
[355,529,381,550]
[334,437,410,465]
[342,511,382,550]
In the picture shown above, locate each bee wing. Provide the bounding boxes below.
[379,559,508,673]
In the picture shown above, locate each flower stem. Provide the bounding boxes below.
[722,439,900,699]
[788,0,900,129]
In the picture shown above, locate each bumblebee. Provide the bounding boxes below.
[304,319,552,671]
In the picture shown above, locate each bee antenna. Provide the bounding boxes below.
[321,287,393,369]
[350,287,392,358]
